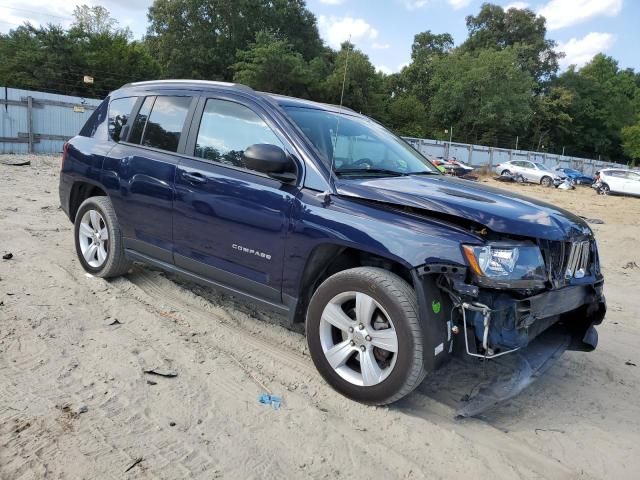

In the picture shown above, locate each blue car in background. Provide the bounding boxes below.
[555,167,594,185]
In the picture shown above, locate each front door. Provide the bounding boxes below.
[173,96,299,303]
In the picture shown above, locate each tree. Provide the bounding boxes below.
[0,6,160,97]
[384,94,427,138]
[527,86,574,152]
[146,0,323,80]
[622,122,640,165]
[398,31,453,103]
[428,47,535,146]
[461,3,560,86]
[318,42,384,117]
[233,31,312,97]
[555,54,638,159]
[72,5,122,36]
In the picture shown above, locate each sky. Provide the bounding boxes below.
[0,0,637,75]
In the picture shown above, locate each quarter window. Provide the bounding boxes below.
[108,97,137,142]
[194,99,284,170]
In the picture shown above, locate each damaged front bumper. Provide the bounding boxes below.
[461,280,606,356]
[413,262,606,366]
[413,267,606,416]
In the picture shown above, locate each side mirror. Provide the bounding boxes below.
[243,144,296,182]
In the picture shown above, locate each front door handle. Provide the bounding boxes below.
[182,171,207,184]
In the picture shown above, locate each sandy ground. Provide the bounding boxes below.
[1,154,639,479]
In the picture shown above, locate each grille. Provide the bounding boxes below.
[540,239,594,287]
[564,240,591,279]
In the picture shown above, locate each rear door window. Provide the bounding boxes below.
[128,96,192,153]
[128,96,155,145]
[108,97,137,142]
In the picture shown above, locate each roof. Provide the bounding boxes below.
[267,93,357,115]
[122,79,253,92]
[118,79,360,116]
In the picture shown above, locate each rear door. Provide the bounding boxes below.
[623,171,640,195]
[102,94,197,263]
[172,94,300,303]
[605,170,626,193]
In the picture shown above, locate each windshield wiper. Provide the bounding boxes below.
[334,168,407,177]
[406,170,440,175]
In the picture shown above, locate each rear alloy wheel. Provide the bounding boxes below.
[74,196,131,278]
[78,209,109,268]
[306,267,426,405]
[541,176,553,187]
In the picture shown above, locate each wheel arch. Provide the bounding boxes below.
[69,180,108,221]
[288,243,414,325]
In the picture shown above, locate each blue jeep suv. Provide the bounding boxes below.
[59,80,606,405]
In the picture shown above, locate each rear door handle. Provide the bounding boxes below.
[182,171,207,184]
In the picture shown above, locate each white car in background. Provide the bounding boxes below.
[596,169,640,197]
[494,160,566,187]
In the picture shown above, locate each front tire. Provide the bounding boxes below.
[74,196,131,278]
[541,176,553,187]
[306,267,426,405]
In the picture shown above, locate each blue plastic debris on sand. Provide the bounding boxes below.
[258,393,282,410]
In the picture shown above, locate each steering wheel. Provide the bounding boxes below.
[353,157,374,168]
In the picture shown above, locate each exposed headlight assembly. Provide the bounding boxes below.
[462,242,546,288]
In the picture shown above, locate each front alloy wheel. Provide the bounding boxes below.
[319,291,398,387]
[306,267,427,405]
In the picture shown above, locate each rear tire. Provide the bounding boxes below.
[74,196,131,278]
[306,267,426,405]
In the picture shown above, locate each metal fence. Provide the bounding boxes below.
[403,137,621,176]
[1,87,102,154]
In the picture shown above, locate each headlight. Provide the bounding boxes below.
[462,242,546,288]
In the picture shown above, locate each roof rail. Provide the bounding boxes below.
[122,79,254,92]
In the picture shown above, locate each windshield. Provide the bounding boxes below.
[283,106,439,177]
[533,162,550,171]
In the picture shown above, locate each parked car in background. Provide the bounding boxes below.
[432,158,474,177]
[494,160,566,187]
[555,167,594,185]
[449,158,475,173]
[595,168,640,196]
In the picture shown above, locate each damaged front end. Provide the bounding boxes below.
[415,233,606,415]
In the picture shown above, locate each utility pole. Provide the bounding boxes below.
[515,135,519,151]
[448,126,453,159]
[561,146,565,157]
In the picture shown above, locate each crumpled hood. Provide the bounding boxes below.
[336,175,592,241]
